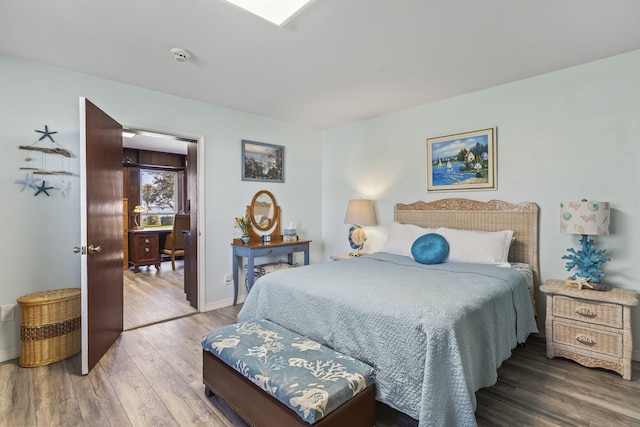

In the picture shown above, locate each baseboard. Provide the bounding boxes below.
[0,347,20,364]
[205,294,246,312]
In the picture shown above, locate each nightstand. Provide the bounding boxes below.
[541,279,638,380]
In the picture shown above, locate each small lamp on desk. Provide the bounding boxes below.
[344,199,376,256]
[133,205,149,230]
[560,199,610,290]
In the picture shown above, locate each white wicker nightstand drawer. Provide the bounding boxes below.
[553,296,622,328]
[553,321,622,358]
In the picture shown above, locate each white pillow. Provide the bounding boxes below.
[436,227,514,267]
[381,222,439,258]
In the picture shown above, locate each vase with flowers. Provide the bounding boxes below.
[235,214,252,244]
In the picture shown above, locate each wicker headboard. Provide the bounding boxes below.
[394,198,540,286]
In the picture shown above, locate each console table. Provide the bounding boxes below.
[231,239,311,305]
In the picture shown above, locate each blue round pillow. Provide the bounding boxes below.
[411,233,449,264]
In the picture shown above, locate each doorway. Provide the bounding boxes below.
[122,129,199,330]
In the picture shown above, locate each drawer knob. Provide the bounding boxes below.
[267,249,272,254]
[575,307,596,317]
[575,335,596,346]
[145,238,150,244]
[145,248,149,253]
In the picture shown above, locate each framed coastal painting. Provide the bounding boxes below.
[241,140,284,183]
[426,127,496,191]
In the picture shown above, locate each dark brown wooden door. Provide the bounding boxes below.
[79,97,124,374]
[186,140,198,308]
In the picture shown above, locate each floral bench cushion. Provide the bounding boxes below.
[201,319,375,424]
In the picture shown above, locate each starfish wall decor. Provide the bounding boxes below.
[34,180,54,196]
[55,180,72,198]
[35,125,58,142]
[16,124,75,197]
[15,173,41,192]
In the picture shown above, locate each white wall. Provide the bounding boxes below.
[0,55,323,361]
[322,50,640,357]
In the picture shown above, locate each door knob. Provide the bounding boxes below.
[73,246,86,255]
[88,245,102,254]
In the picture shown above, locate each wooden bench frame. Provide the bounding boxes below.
[203,349,376,427]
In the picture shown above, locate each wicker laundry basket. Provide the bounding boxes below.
[17,288,81,367]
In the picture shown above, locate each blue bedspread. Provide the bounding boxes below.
[237,252,538,426]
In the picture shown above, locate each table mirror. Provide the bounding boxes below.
[249,190,280,233]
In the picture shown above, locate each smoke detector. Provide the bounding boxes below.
[170,47,191,62]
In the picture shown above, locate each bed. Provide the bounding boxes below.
[236,198,540,426]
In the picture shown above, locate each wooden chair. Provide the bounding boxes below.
[161,214,190,270]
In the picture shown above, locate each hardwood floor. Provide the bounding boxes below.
[2,304,639,426]
[124,259,197,330]
[476,340,640,427]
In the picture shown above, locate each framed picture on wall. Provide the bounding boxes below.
[426,127,496,191]
[241,140,284,183]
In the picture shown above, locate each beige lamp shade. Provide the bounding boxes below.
[344,199,376,254]
[133,205,149,230]
[344,199,376,226]
[560,200,609,236]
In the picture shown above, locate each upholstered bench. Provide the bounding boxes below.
[201,319,376,427]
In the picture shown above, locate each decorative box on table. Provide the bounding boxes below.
[17,288,81,367]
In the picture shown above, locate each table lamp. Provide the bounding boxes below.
[133,205,149,230]
[560,200,610,288]
[344,199,376,255]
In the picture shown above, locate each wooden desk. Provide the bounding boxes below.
[128,228,172,273]
[231,239,311,305]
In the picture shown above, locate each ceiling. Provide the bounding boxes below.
[1,1,640,131]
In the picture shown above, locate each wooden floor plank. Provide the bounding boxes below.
[477,337,640,427]
[86,358,133,427]
[136,323,202,385]
[32,360,82,426]
[67,357,109,426]
[106,352,178,427]
[131,348,229,426]
[0,360,35,426]
[35,398,82,427]
[479,375,592,426]
[117,327,159,359]
[477,392,564,427]
[123,260,196,330]
[542,370,640,424]
[188,378,243,427]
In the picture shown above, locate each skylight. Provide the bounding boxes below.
[223,0,315,26]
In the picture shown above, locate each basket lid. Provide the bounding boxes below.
[17,288,80,305]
